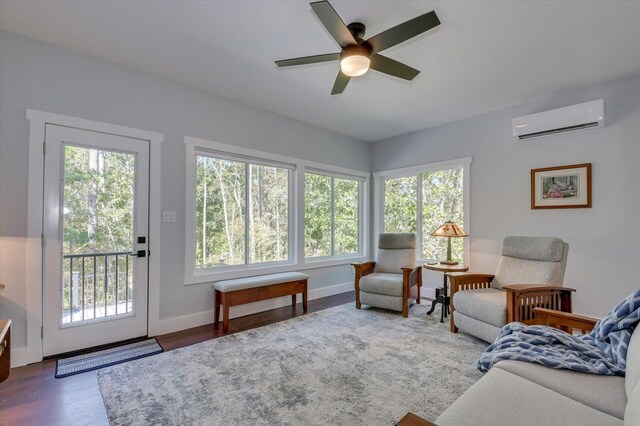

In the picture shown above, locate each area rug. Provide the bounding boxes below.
[56,338,163,378]
[98,303,487,425]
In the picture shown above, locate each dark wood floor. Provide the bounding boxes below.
[0,291,355,426]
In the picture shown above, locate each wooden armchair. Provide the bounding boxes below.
[448,236,574,342]
[352,233,422,318]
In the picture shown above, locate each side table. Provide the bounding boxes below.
[424,263,469,323]
[0,319,11,383]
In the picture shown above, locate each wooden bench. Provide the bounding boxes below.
[212,272,309,332]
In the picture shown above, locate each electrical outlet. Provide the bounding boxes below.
[163,211,176,223]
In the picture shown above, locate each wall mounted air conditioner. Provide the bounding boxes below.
[513,99,604,141]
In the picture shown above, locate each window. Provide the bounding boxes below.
[194,154,290,269]
[378,158,470,263]
[185,137,369,283]
[305,172,360,258]
[384,176,417,233]
[421,167,464,261]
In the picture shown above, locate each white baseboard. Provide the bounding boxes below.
[10,347,32,368]
[153,281,353,336]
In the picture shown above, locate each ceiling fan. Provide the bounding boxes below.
[275,0,441,95]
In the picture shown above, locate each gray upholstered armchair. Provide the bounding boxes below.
[352,233,422,317]
[449,236,574,343]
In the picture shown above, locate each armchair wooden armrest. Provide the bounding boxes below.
[352,261,375,310]
[503,284,575,325]
[401,265,422,317]
[396,412,438,426]
[533,307,598,334]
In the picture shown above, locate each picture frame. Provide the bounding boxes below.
[531,163,592,209]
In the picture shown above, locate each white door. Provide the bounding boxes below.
[43,125,149,356]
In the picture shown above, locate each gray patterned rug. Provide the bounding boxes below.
[98,302,487,425]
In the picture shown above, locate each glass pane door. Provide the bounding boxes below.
[61,145,137,325]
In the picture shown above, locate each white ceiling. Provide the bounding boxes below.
[2,1,640,142]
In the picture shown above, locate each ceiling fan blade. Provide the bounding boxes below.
[311,1,357,48]
[366,11,440,54]
[370,54,420,80]
[331,71,351,95]
[275,53,340,67]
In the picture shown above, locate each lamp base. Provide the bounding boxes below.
[440,260,459,265]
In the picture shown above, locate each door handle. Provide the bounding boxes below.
[131,250,147,258]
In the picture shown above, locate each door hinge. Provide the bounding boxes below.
[41,233,45,248]
[41,326,44,339]
[43,141,46,155]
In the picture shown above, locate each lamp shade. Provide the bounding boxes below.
[431,221,469,238]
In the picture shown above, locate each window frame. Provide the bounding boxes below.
[373,157,472,265]
[184,136,369,284]
[303,168,365,263]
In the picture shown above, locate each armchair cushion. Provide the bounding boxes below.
[494,257,566,289]
[375,249,416,273]
[501,236,565,262]
[358,273,404,297]
[453,288,506,328]
[378,232,416,249]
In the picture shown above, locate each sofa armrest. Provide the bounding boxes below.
[533,307,598,334]
[504,285,575,325]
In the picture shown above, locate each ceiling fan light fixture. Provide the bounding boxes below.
[339,45,371,77]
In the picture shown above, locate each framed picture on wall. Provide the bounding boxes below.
[531,163,592,209]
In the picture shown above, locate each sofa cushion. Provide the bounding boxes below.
[625,327,640,399]
[453,287,506,328]
[436,368,623,426]
[495,360,627,420]
[502,236,564,262]
[375,248,415,273]
[359,273,404,297]
[212,272,308,292]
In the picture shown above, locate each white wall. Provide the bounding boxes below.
[372,72,640,317]
[0,31,371,351]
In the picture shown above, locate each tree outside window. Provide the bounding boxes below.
[305,173,360,258]
[195,155,289,269]
[382,166,464,262]
[422,168,463,261]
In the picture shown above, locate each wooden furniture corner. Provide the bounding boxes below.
[0,319,11,383]
[533,307,598,334]
[396,412,438,426]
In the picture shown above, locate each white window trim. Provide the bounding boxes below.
[373,157,471,265]
[184,136,369,284]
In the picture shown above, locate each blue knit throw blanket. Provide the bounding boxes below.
[477,289,640,376]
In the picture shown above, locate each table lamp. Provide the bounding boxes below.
[430,221,469,265]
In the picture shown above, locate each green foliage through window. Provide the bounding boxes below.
[382,166,464,262]
[305,173,359,258]
[384,176,417,233]
[422,168,464,261]
[195,155,289,269]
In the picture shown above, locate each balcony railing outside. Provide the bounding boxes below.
[62,251,135,325]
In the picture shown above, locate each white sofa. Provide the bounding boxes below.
[435,323,640,426]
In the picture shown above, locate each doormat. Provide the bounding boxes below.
[55,338,163,378]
